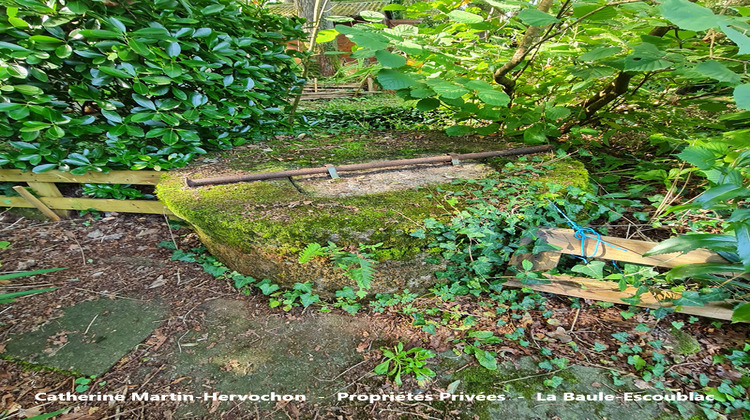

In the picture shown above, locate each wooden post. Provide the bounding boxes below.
[27,182,69,218]
[367,76,375,92]
[314,77,318,93]
[12,186,61,221]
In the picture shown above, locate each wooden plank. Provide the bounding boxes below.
[508,236,561,271]
[504,274,741,321]
[0,169,163,185]
[26,182,70,218]
[538,228,727,268]
[0,195,172,215]
[299,91,383,101]
[12,186,61,221]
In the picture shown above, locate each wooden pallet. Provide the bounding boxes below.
[508,227,746,321]
[0,169,172,220]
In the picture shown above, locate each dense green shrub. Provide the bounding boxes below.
[299,106,454,132]
[0,0,304,174]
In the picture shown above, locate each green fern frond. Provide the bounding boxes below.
[348,256,376,290]
[298,243,325,264]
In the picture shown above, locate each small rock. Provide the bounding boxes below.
[149,275,167,289]
[16,259,37,271]
[633,379,651,389]
[136,228,159,238]
[91,272,104,277]
[547,326,573,343]
[102,233,124,241]
[86,230,104,239]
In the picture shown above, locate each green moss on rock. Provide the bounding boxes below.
[157,136,590,295]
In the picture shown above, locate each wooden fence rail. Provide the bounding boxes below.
[508,228,746,322]
[299,77,379,101]
[0,169,172,220]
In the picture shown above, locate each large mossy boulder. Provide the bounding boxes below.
[157,133,589,296]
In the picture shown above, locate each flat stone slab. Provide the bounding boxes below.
[444,355,704,419]
[4,299,166,376]
[172,299,374,412]
[298,163,491,197]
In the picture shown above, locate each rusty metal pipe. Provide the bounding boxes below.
[185,144,554,187]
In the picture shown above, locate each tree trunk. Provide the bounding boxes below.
[577,26,671,122]
[493,0,554,95]
[294,0,336,76]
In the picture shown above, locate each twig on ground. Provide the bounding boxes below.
[569,307,581,332]
[84,314,99,335]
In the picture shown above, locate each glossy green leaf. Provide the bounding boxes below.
[732,302,750,323]
[573,4,617,21]
[695,184,749,208]
[477,89,510,106]
[518,8,560,26]
[167,41,181,57]
[445,124,475,136]
[473,348,497,370]
[201,4,226,14]
[659,0,721,31]
[55,44,73,58]
[99,66,132,78]
[141,75,172,85]
[571,261,606,279]
[7,65,28,79]
[447,10,484,24]
[9,16,30,28]
[162,130,178,145]
[360,11,386,22]
[721,25,750,55]
[645,234,738,256]
[32,163,57,173]
[416,98,441,111]
[677,146,716,169]
[133,27,170,40]
[375,50,406,68]
[580,46,621,61]
[624,43,672,72]
[428,80,469,99]
[29,35,64,44]
[66,1,88,14]
[695,60,741,84]
[100,109,122,123]
[128,39,152,57]
[735,222,750,270]
[377,69,416,90]
[78,29,123,39]
[163,63,184,78]
[734,84,750,110]
[133,94,157,110]
[193,28,212,38]
[316,29,338,43]
[14,85,43,95]
[666,263,747,280]
[0,103,23,112]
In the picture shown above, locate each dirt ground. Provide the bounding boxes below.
[0,207,749,419]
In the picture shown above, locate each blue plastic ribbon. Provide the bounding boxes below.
[546,198,628,263]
